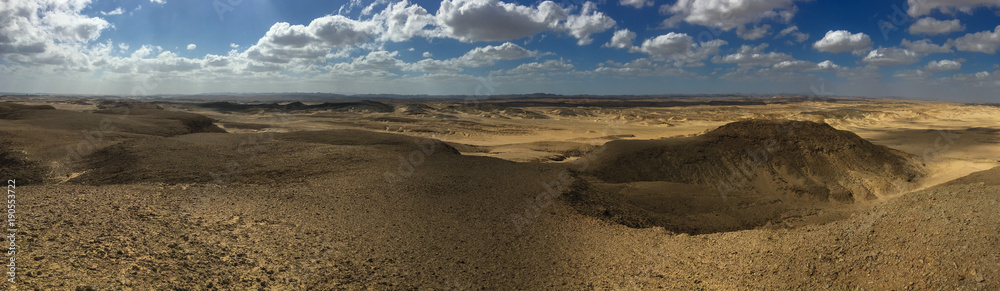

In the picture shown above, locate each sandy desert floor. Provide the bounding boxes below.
[1,96,999,290]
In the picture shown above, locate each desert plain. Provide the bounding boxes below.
[1,95,999,290]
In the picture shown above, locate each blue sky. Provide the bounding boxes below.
[1,0,999,101]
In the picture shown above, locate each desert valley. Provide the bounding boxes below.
[0,95,998,289]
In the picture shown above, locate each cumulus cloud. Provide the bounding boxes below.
[661,0,800,30]
[817,60,840,71]
[594,57,689,76]
[407,59,460,73]
[562,2,616,45]
[435,0,565,42]
[150,0,166,4]
[456,42,540,67]
[736,24,771,40]
[619,0,653,9]
[408,42,541,73]
[862,47,921,66]
[0,0,110,70]
[507,59,574,74]
[422,51,433,58]
[435,0,614,45]
[812,30,872,55]
[909,18,965,35]
[149,51,202,72]
[907,0,1000,17]
[603,29,636,49]
[637,33,694,55]
[712,44,792,67]
[244,15,379,64]
[901,39,953,54]
[925,59,962,71]
[186,44,196,50]
[338,50,405,71]
[636,32,727,66]
[776,25,809,42]
[950,25,1000,54]
[372,0,441,42]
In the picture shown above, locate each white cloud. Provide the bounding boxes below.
[372,0,441,42]
[562,2,616,45]
[925,59,962,71]
[0,0,110,70]
[619,0,653,9]
[771,60,813,70]
[816,60,840,71]
[951,25,1000,54]
[435,0,565,42]
[661,0,800,30]
[244,15,379,64]
[422,51,433,58]
[893,69,932,80]
[131,45,156,59]
[361,0,388,15]
[456,42,539,67]
[150,0,166,4]
[901,39,953,54]
[101,7,125,16]
[594,58,690,76]
[909,18,965,35]
[950,70,998,83]
[407,42,541,72]
[813,30,873,55]
[636,32,727,66]
[202,54,230,68]
[310,15,381,47]
[435,0,615,46]
[712,44,792,67]
[603,29,636,49]
[836,64,882,80]
[907,0,1000,17]
[862,47,921,66]
[186,44,196,50]
[776,25,809,42]
[637,33,694,55]
[507,59,574,74]
[407,58,462,73]
[736,24,771,40]
[339,50,405,71]
[149,51,201,72]
[230,43,240,49]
